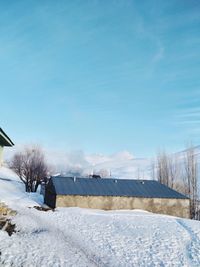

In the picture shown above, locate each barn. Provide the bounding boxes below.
[0,128,14,166]
[44,176,190,218]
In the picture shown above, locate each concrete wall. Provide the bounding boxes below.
[56,195,190,218]
[0,146,3,167]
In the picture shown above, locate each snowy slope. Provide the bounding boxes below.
[0,167,200,267]
[85,152,151,179]
[43,149,152,179]
[5,147,153,179]
[0,167,43,208]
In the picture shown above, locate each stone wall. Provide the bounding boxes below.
[0,202,16,216]
[56,195,190,219]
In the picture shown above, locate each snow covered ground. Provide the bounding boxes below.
[0,167,200,267]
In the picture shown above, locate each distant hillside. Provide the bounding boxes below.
[5,146,200,180]
[43,150,152,179]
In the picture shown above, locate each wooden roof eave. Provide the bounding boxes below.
[0,128,14,146]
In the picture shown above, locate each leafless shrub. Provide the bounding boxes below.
[155,145,200,220]
[10,146,48,192]
[183,145,199,219]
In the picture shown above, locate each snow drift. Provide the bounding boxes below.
[0,167,200,267]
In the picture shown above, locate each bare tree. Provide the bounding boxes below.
[184,145,198,219]
[168,154,181,189]
[137,167,141,180]
[156,150,170,186]
[150,159,156,180]
[156,150,182,189]
[10,146,48,192]
[155,145,200,220]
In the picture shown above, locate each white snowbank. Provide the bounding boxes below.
[0,167,200,267]
[0,166,20,182]
[0,207,199,267]
[0,167,43,209]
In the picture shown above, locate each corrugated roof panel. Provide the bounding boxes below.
[49,177,188,199]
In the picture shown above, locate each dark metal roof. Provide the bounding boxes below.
[48,176,188,199]
[0,128,14,146]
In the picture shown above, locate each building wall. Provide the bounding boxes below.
[0,146,3,166]
[55,195,190,218]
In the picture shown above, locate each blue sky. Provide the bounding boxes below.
[0,0,200,157]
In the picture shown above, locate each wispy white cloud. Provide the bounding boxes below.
[175,105,200,137]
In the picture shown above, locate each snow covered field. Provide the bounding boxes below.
[0,167,200,267]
